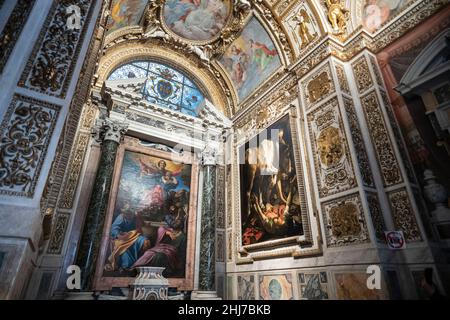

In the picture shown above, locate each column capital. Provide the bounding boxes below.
[92,118,129,144]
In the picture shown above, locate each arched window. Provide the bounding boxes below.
[108,61,205,117]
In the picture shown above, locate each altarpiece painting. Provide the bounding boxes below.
[239,114,304,247]
[94,138,199,290]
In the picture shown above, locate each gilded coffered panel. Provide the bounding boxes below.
[302,64,335,109]
[388,189,422,242]
[366,192,386,243]
[352,56,373,94]
[18,0,95,98]
[0,0,36,73]
[321,193,370,247]
[361,91,403,187]
[343,97,374,188]
[307,98,357,197]
[281,1,322,57]
[0,94,61,198]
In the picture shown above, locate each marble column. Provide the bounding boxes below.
[192,147,220,300]
[76,118,128,290]
[199,164,216,291]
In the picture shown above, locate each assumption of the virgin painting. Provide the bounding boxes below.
[102,150,192,279]
[239,115,303,246]
[220,17,281,101]
[163,0,232,41]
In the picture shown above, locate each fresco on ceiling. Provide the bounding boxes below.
[220,17,281,102]
[106,0,148,34]
[103,151,192,279]
[163,0,232,41]
[239,115,303,246]
[362,0,414,33]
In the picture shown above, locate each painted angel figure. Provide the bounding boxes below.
[325,0,349,34]
[294,9,316,48]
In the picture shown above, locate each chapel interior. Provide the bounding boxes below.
[0,0,450,300]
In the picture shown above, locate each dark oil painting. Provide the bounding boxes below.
[239,114,303,246]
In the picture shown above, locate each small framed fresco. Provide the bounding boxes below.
[237,110,311,259]
[93,137,199,290]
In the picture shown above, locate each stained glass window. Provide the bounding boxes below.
[108,61,205,117]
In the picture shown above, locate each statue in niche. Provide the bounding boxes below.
[325,0,349,34]
[293,9,316,49]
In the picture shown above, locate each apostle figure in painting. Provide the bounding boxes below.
[105,201,151,271]
[132,216,187,277]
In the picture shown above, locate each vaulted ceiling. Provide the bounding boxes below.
[99,0,420,116]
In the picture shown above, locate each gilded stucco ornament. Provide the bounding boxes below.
[295,9,317,49]
[325,0,349,35]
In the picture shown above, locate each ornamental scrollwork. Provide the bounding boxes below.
[0,95,60,198]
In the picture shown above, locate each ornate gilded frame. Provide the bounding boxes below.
[234,106,314,263]
[93,137,199,291]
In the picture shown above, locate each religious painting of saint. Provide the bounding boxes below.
[362,0,412,33]
[106,0,148,34]
[239,115,304,247]
[95,140,199,290]
[220,17,282,101]
[163,0,232,41]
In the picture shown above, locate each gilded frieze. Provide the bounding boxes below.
[388,189,422,242]
[0,95,60,198]
[18,0,95,98]
[352,56,373,94]
[361,91,403,187]
[321,194,370,247]
[343,97,374,188]
[307,98,356,197]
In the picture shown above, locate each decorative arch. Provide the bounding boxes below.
[95,42,231,116]
[397,28,450,95]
